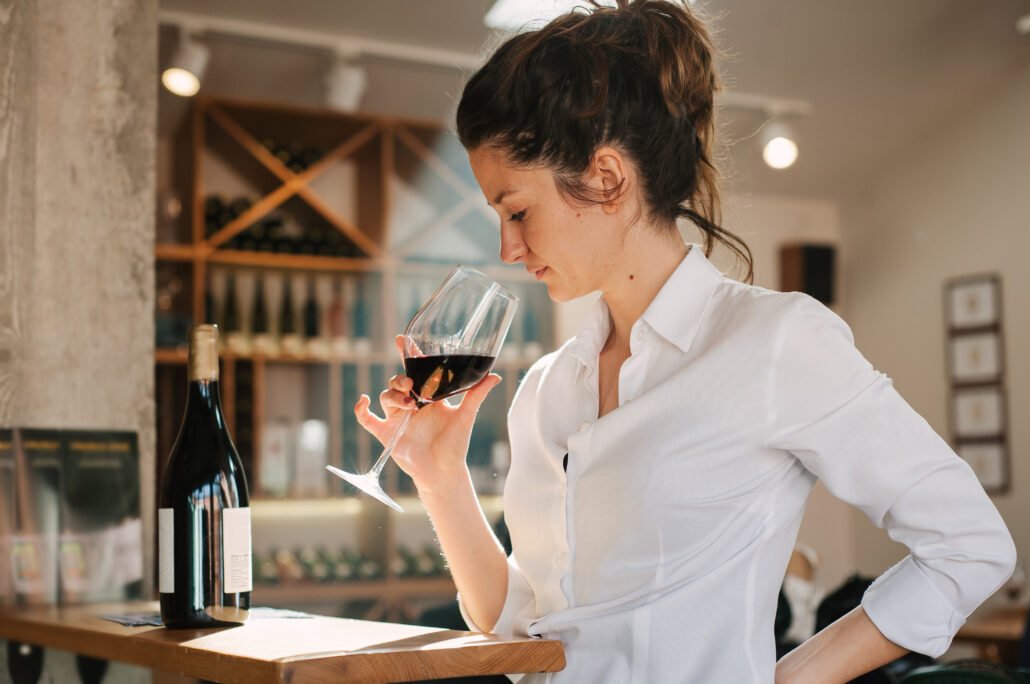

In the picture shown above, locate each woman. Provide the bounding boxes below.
[356,1,1016,681]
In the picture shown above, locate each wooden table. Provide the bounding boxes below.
[954,602,1027,665]
[0,601,565,683]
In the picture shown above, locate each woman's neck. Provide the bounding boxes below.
[601,229,689,354]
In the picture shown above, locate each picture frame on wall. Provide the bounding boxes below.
[957,442,1008,494]
[948,331,1003,386]
[950,386,1007,440]
[945,274,1000,331]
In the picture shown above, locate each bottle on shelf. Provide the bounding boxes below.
[292,419,329,498]
[350,276,371,356]
[328,277,351,357]
[251,273,276,356]
[158,324,251,628]
[303,275,328,359]
[273,549,305,583]
[223,272,248,354]
[254,549,278,585]
[259,417,292,498]
[279,272,303,357]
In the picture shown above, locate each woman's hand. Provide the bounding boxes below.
[354,335,501,493]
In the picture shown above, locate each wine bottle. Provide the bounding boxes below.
[279,273,303,357]
[159,325,251,628]
[328,277,350,356]
[303,277,319,339]
[279,274,295,335]
[252,274,274,355]
[351,277,371,356]
[223,272,246,354]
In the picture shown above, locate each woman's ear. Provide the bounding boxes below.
[590,146,628,215]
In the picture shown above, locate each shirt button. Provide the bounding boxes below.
[578,421,589,432]
[555,552,567,566]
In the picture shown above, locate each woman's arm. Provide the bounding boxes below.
[775,606,907,684]
[418,470,509,631]
[354,336,510,631]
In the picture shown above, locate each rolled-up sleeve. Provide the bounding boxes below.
[764,295,1016,657]
[458,552,535,635]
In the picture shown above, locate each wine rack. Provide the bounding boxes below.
[154,95,550,621]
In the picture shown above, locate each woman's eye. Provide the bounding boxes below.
[508,210,526,223]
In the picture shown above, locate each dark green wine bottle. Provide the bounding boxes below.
[223,273,240,333]
[158,325,251,628]
[279,274,295,336]
[303,276,319,339]
[252,274,269,335]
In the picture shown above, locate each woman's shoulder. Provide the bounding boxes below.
[708,278,843,336]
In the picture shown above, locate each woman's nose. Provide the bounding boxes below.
[499,223,526,265]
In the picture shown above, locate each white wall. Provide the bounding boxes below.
[841,60,1030,583]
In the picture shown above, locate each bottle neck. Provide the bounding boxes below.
[184,379,226,426]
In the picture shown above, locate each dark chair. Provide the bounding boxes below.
[898,659,1030,683]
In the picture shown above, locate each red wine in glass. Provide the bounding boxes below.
[405,354,497,406]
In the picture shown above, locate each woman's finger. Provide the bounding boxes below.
[380,387,415,412]
[354,394,385,430]
[458,373,502,419]
[388,374,413,393]
[397,333,424,359]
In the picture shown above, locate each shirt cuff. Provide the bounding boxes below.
[861,555,967,658]
[457,553,533,637]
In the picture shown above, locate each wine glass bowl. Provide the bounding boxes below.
[327,265,519,511]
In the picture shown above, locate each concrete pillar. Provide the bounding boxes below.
[0,1,157,678]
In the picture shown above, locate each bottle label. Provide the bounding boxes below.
[158,508,174,593]
[222,507,252,593]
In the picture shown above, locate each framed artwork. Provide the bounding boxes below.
[945,275,1000,331]
[957,442,1008,494]
[950,387,1006,440]
[948,331,1003,385]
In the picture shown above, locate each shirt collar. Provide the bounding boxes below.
[568,244,724,371]
[639,243,724,354]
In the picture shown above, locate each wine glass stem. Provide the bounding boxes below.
[369,409,414,479]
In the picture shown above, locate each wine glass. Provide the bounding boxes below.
[326,265,519,511]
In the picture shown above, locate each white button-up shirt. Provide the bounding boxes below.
[463,245,1016,683]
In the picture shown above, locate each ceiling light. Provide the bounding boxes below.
[162,32,210,97]
[1017,13,1030,35]
[325,55,367,112]
[759,118,799,170]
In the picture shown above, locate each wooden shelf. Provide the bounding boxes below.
[156,347,403,366]
[155,348,188,364]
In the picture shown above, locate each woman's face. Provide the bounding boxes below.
[468,146,623,302]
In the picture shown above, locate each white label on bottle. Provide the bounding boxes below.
[158,508,174,593]
[222,507,252,593]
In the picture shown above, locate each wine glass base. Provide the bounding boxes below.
[326,465,404,512]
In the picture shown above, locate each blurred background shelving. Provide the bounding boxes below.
[154,95,548,621]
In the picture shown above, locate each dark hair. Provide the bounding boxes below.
[457,0,753,283]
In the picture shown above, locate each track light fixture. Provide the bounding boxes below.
[324,54,367,112]
[162,30,210,97]
[759,118,800,170]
